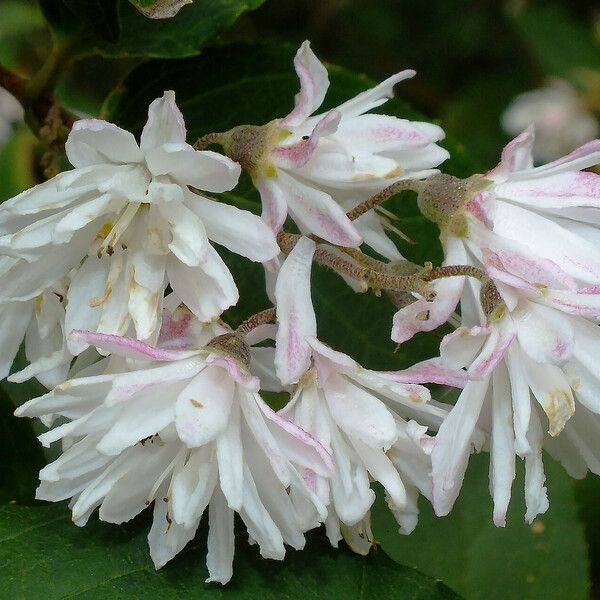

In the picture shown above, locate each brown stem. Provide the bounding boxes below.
[193,132,225,151]
[0,64,28,105]
[422,264,488,283]
[236,307,277,335]
[277,232,433,298]
[346,179,423,221]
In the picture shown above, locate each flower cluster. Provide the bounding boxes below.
[5,41,600,584]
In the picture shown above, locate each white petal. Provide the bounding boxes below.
[148,485,200,569]
[216,400,244,510]
[206,487,235,584]
[186,193,278,262]
[431,378,489,516]
[175,365,235,447]
[275,236,317,385]
[146,145,240,192]
[0,300,32,379]
[167,248,238,322]
[324,373,397,449]
[140,91,186,151]
[489,364,515,527]
[65,119,143,168]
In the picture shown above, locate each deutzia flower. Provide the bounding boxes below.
[0,278,71,387]
[417,129,600,525]
[0,91,279,361]
[15,320,332,584]
[273,236,466,551]
[502,80,599,163]
[215,41,448,256]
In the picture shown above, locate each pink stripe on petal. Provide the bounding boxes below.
[282,41,330,127]
[387,358,468,388]
[495,126,535,176]
[273,110,340,169]
[205,353,260,391]
[259,396,334,474]
[69,330,200,361]
[468,322,515,379]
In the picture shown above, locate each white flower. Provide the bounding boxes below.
[15,319,332,584]
[424,130,600,524]
[0,278,72,387]
[273,236,466,551]
[397,127,600,344]
[227,41,448,256]
[0,91,279,359]
[502,80,599,163]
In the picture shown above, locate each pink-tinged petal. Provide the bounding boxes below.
[482,246,577,293]
[333,114,445,153]
[519,138,600,179]
[157,308,194,350]
[276,171,362,246]
[466,191,494,228]
[65,119,143,168]
[333,70,415,119]
[468,318,515,379]
[69,330,200,361]
[281,41,329,127]
[488,200,600,284]
[544,286,600,317]
[260,396,334,475]
[488,126,535,179]
[431,378,489,516]
[385,358,468,388]
[145,145,240,192]
[140,91,186,151]
[205,353,260,392]
[256,177,289,234]
[496,171,600,211]
[274,236,317,385]
[440,325,489,369]
[274,110,340,169]
[391,236,467,344]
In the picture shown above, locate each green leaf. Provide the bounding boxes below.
[574,474,600,596]
[372,453,590,600]
[0,503,460,598]
[38,0,121,44]
[0,390,45,504]
[511,4,600,84]
[0,126,38,203]
[39,0,266,58]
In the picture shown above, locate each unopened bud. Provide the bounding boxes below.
[417,173,491,237]
[205,333,250,367]
[219,121,284,179]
